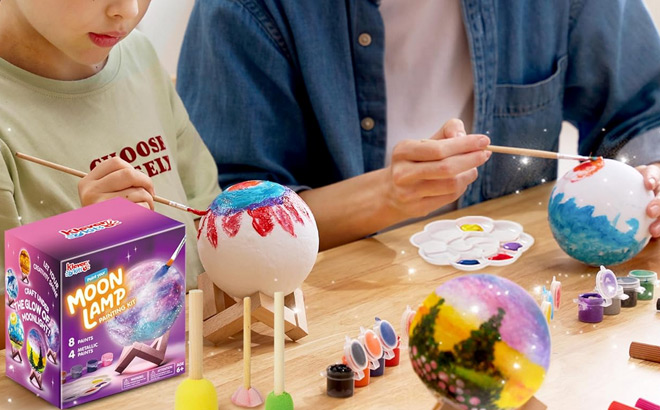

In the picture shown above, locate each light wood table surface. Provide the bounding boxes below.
[2,183,659,409]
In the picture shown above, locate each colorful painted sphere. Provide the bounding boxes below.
[8,312,24,350]
[47,317,61,352]
[197,180,319,298]
[6,268,19,300]
[409,275,550,410]
[106,260,184,346]
[548,158,654,266]
[27,329,47,373]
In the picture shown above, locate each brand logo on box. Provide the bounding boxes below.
[59,219,122,239]
[65,260,92,278]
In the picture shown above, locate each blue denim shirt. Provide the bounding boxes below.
[178,0,660,207]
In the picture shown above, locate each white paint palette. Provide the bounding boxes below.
[410,216,534,270]
[62,375,112,403]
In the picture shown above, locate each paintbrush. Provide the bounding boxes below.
[15,152,207,216]
[486,145,601,161]
[153,235,187,281]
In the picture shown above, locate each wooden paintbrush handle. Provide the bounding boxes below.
[189,290,203,380]
[15,152,205,214]
[629,341,660,363]
[486,145,559,160]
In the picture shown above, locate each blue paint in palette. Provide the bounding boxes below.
[457,259,480,266]
[548,192,647,265]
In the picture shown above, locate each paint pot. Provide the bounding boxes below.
[70,365,83,380]
[353,364,370,388]
[358,327,383,373]
[61,371,67,384]
[370,357,386,377]
[87,359,99,373]
[342,336,368,386]
[594,266,624,316]
[373,318,397,361]
[602,286,628,316]
[325,364,354,398]
[385,336,401,367]
[101,352,113,367]
[617,277,644,308]
[628,270,658,300]
[576,293,604,323]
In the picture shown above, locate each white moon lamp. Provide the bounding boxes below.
[197,180,319,298]
[548,158,654,266]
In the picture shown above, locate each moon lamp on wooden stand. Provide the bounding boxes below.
[196,180,318,343]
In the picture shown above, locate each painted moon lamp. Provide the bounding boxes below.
[27,329,48,374]
[8,312,25,350]
[197,180,319,298]
[548,158,654,266]
[409,274,550,410]
[106,260,184,346]
[6,268,19,300]
[48,318,61,352]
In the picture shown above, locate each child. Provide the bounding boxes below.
[0,0,222,345]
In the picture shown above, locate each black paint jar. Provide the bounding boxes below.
[326,364,354,398]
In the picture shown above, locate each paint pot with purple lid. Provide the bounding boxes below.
[617,277,645,308]
[325,364,354,398]
[594,266,627,316]
[575,293,604,323]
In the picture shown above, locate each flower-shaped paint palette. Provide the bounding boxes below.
[410,216,534,271]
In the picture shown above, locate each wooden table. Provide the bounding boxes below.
[2,183,659,409]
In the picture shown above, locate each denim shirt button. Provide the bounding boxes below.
[361,117,375,131]
[358,33,372,47]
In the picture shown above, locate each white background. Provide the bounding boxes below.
[138,0,660,177]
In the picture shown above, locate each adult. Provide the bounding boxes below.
[177,0,660,249]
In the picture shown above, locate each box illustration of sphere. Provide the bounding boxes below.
[4,197,186,408]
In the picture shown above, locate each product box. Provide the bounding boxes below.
[5,197,186,408]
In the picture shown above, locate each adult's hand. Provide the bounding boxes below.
[78,157,154,210]
[384,118,491,219]
[637,162,660,237]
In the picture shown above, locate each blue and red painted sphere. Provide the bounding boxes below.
[197,180,319,297]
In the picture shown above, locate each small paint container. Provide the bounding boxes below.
[370,357,386,377]
[87,359,99,373]
[576,293,604,323]
[326,364,354,398]
[101,352,114,367]
[342,336,369,387]
[628,270,658,301]
[617,277,644,308]
[603,286,627,316]
[595,266,625,316]
[61,371,67,384]
[70,365,83,379]
[385,336,401,367]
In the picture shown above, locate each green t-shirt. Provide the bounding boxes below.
[0,31,221,291]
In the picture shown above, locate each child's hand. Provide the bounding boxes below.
[637,162,660,237]
[78,157,155,210]
[384,119,491,219]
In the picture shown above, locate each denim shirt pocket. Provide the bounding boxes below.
[484,55,567,200]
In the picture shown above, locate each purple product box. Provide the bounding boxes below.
[5,197,186,408]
